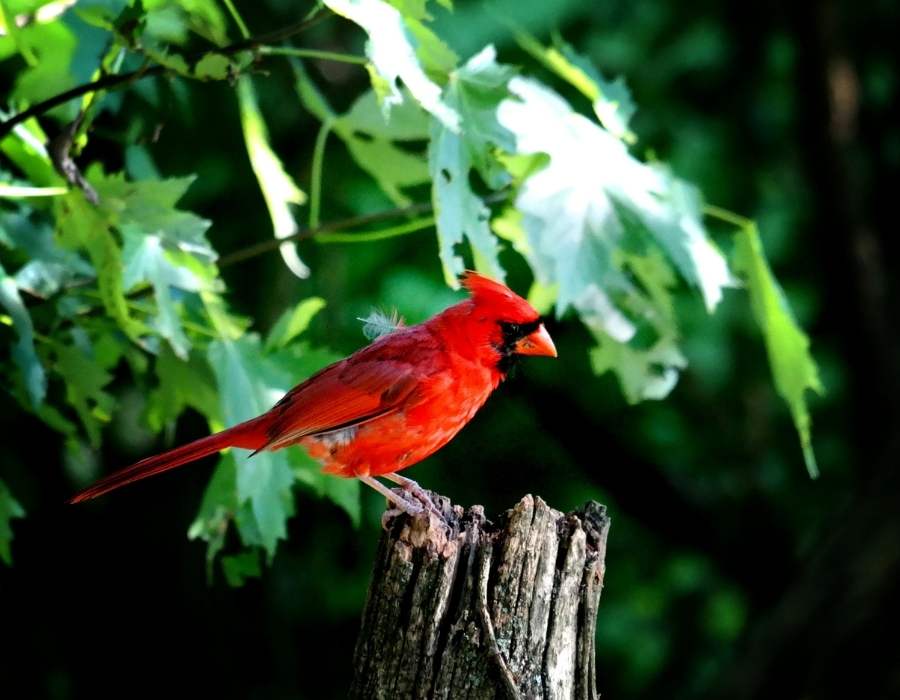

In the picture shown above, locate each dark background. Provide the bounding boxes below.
[2,0,899,697]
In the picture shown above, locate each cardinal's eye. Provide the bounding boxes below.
[499,320,540,343]
[498,322,522,346]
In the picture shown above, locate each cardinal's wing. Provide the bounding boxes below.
[258,334,436,451]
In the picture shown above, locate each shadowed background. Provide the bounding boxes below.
[2,0,899,697]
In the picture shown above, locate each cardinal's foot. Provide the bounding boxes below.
[359,475,428,528]
[383,473,445,519]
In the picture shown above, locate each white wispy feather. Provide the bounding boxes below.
[358,308,405,340]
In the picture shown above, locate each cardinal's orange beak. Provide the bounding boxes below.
[515,323,557,358]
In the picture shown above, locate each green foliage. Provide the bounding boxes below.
[733,222,823,477]
[0,258,44,406]
[337,89,432,206]
[237,76,309,278]
[0,478,24,565]
[323,0,459,128]
[429,46,511,285]
[0,0,820,581]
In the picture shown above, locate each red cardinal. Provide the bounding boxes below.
[70,272,557,515]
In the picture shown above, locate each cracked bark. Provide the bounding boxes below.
[349,493,610,699]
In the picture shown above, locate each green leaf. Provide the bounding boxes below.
[496,76,734,400]
[194,52,231,80]
[54,342,116,448]
[74,0,134,32]
[733,224,823,477]
[441,46,517,187]
[429,47,515,286]
[324,0,459,129]
[12,21,77,118]
[90,171,214,261]
[207,335,296,556]
[81,170,218,355]
[145,346,220,433]
[0,259,46,406]
[341,87,432,141]
[291,59,335,123]
[0,0,38,66]
[236,77,309,279]
[430,121,503,285]
[121,230,211,358]
[265,297,326,351]
[1,118,65,188]
[221,549,262,587]
[404,16,458,78]
[292,447,361,527]
[0,478,25,566]
[188,452,238,579]
[335,89,431,205]
[143,0,228,46]
[498,76,733,312]
[55,191,146,340]
[202,332,355,559]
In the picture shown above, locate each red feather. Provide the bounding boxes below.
[69,272,556,503]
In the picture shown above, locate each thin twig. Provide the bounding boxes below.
[218,190,510,267]
[218,201,435,267]
[0,63,165,138]
[48,114,98,203]
[0,12,330,137]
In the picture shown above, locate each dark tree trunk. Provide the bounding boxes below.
[349,493,610,699]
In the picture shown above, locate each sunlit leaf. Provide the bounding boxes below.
[429,46,514,286]
[0,0,38,66]
[0,183,67,197]
[0,117,65,187]
[496,76,734,399]
[84,169,218,356]
[324,0,459,130]
[265,297,326,351]
[237,76,309,279]
[0,478,24,566]
[733,223,823,477]
[122,230,210,358]
[516,31,637,143]
[194,52,230,80]
[90,171,214,260]
[12,20,77,118]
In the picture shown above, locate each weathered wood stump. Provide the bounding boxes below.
[349,493,610,699]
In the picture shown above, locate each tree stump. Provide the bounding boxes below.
[349,493,611,699]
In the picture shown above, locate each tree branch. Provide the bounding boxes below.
[217,190,509,268]
[218,201,436,267]
[0,11,332,138]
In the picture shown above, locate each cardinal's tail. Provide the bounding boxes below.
[68,417,269,504]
